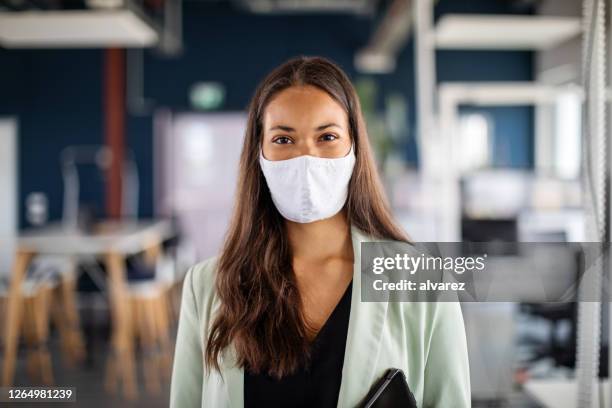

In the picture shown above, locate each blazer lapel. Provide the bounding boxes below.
[220,343,244,408]
[336,226,390,407]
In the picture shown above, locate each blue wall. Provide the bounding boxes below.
[0,0,534,227]
[0,49,103,227]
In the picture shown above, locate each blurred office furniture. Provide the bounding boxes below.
[517,229,578,371]
[121,252,187,396]
[32,256,86,368]
[437,82,583,241]
[2,220,174,400]
[1,280,54,385]
[524,379,610,408]
[49,261,87,367]
[20,281,54,385]
[461,170,531,221]
[461,248,578,404]
[460,171,521,257]
[462,218,517,242]
[520,302,576,370]
[460,172,582,402]
[461,171,584,243]
[0,255,84,385]
[0,119,87,387]
[61,145,139,229]
[463,303,516,404]
[60,145,182,395]
[124,280,172,396]
[518,209,585,242]
[417,6,581,242]
[458,173,521,403]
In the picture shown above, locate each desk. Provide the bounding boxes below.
[524,379,610,407]
[2,220,174,398]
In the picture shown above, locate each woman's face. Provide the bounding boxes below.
[261,85,352,161]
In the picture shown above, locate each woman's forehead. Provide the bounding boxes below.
[264,85,348,131]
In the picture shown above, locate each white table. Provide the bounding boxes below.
[524,379,610,408]
[2,220,175,398]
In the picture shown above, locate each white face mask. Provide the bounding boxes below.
[259,146,356,223]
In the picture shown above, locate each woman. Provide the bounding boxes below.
[170,56,470,407]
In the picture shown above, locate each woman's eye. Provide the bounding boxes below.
[320,133,338,142]
[272,136,292,145]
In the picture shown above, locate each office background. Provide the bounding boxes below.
[0,0,599,407]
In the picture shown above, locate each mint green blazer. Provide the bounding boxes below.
[170,226,471,407]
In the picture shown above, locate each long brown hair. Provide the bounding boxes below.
[205,56,408,378]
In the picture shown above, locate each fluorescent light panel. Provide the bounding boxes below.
[435,14,581,50]
[0,10,158,48]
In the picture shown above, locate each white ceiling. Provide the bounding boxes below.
[0,10,158,48]
[435,14,581,50]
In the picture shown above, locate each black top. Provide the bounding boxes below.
[244,280,353,408]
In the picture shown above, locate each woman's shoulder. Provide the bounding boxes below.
[184,256,220,306]
[395,301,465,343]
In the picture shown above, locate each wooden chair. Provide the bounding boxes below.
[29,256,86,368]
[105,253,177,396]
[20,281,55,385]
[128,281,173,395]
[50,267,86,367]
[0,256,85,386]
[1,278,54,385]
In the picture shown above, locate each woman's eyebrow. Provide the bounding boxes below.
[315,123,342,131]
[268,123,342,132]
[269,125,295,132]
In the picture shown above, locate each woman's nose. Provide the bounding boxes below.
[297,142,318,157]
